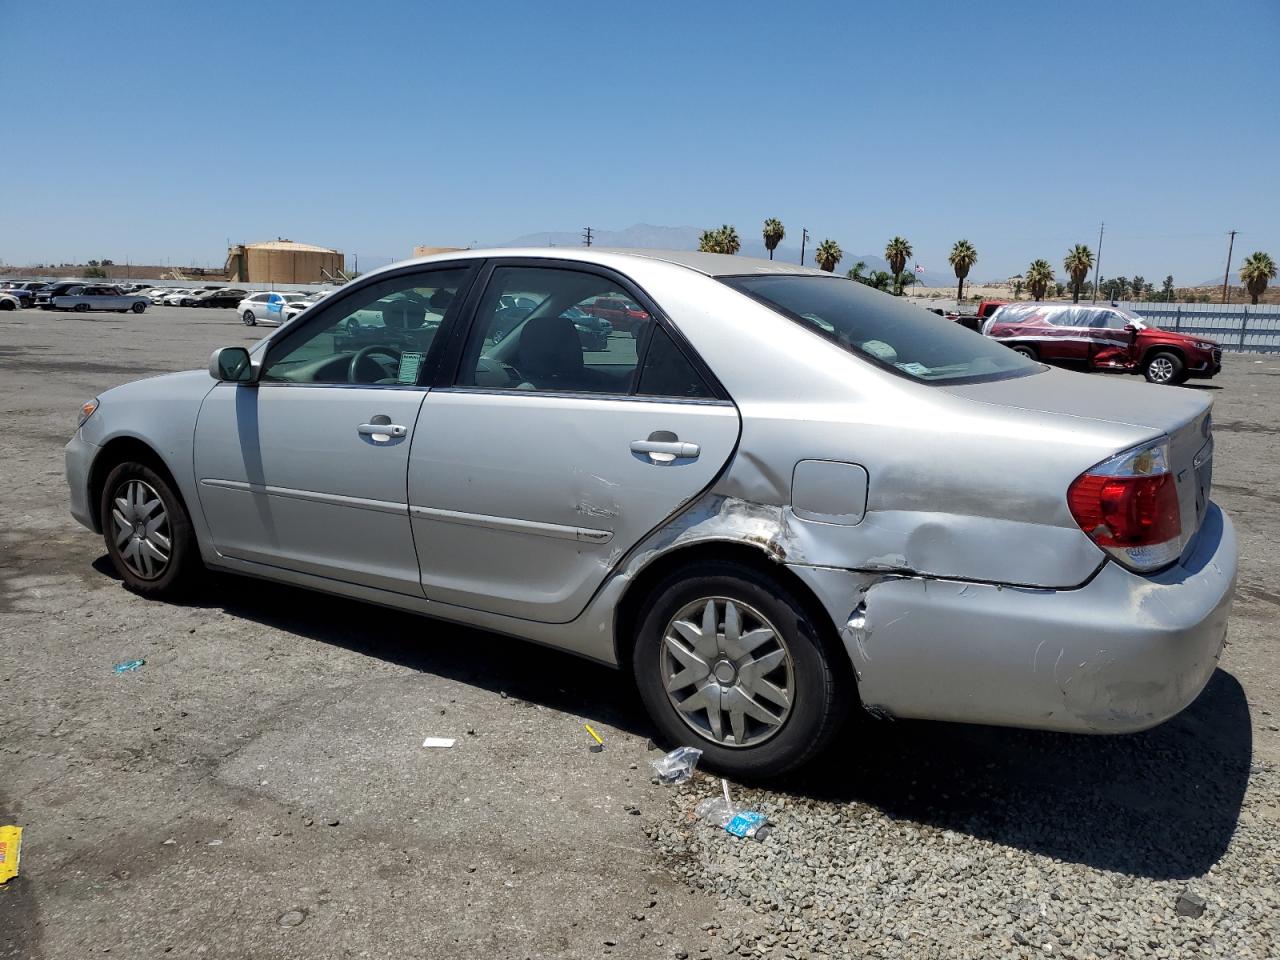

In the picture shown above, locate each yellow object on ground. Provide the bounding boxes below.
[0,826,22,884]
[584,724,604,746]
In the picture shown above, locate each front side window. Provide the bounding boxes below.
[457,266,654,394]
[724,275,1039,384]
[261,266,473,385]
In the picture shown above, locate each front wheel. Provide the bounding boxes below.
[74,302,90,313]
[1143,351,1185,385]
[633,561,849,779]
[242,310,257,326]
[100,461,200,597]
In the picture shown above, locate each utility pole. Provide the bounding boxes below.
[1221,229,1237,304]
[582,227,593,248]
[1091,222,1104,303]
[799,228,809,267]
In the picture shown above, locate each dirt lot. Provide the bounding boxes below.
[1,304,1277,959]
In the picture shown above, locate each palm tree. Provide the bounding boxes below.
[1012,279,1024,300]
[868,271,892,291]
[1026,259,1055,301]
[895,270,917,296]
[697,225,741,255]
[718,224,740,255]
[947,240,978,302]
[814,239,843,272]
[885,236,912,295]
[847,260,868,283]
[1240,251,1277,305]
[762,219,785,260]
[1062,244,1094,303]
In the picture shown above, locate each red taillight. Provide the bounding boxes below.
[1067,473,1180,546]
[1067,439,1182,572]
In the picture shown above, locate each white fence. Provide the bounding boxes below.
[1113,301,1280,354]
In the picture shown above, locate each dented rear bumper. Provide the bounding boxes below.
[790,503,1236,733]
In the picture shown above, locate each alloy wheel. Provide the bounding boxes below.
[110,479,171,579]
[1149,357,1174,382]
[661,597,794,747]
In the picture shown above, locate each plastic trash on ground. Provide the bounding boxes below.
[113,659,145,673]
[0,826,22,884]
[650,746,702,784]
[421,737,455,748]
[725,810,769,839]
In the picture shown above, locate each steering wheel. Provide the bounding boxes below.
[348,344,403,383]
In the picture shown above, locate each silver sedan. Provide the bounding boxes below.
[64,249,1236,777]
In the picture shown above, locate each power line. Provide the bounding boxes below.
[582,227,593,248]
[1221,229,1237,304]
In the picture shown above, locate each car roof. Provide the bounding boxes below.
[380,246,830,280]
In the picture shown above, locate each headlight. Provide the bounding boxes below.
[78,398,99,427]
[1196,341,1216,351]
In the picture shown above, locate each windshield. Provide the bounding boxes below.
[723,275,1040,384]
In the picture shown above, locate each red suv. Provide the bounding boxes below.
[581,296,649,335]
[982,303,1221,385]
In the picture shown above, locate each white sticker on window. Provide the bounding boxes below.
[397,351,425,384]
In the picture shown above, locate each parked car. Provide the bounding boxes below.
[0,292,20,311]
[563,305,612,350]
[280,289,335,324]
[36,281,85,307]
[982,303,1222,385]
[65,249,1235,778]
[147,288,175,303]
[48,284,149,313]
[192,288,248,309]
[237,291,307,326]
[581,294,649,335]
[163,290,203,307]
[1,281,45,307]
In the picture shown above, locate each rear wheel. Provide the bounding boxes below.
[632,561,848,778]
[99,461,200,597]
[132,302,147,313]
[1143,351,1185,385]
[242,310,257,326]
[1011,343,1038,360]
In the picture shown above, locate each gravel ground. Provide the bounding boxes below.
[2,304,1278,959]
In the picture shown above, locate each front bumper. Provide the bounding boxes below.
[790,503,1237,733]
[1186,348,1222,378]
[65,431,100,533]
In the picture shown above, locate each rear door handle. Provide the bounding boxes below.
[630,439,700,460]
[358,421,407,440]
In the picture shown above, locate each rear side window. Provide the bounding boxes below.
[725,275,1039,384]
[637,326,715,399]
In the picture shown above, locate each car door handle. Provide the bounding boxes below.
[630,439,700,459]
[358,422,407,439]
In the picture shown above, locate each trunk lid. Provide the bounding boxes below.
[943,367,1214,556]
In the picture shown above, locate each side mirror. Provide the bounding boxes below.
[1122,323,1137,333]
[209,346,257,383]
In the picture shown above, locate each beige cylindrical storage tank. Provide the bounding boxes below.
[235,240,344,284]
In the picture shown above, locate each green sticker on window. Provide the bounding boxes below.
[397,352,425,384]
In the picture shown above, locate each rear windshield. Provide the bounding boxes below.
[722,275,1040,384]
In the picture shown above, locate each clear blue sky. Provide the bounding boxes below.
[2,0,1276,284]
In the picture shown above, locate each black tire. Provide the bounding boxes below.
[0,300,14,311]
[132,302,147,313]
[242,310,257,326]
[1010,343,1038,360]
[74,302,90,313]
[1143,350,1185,385]
[632,560,849,779]
[99,461,200,598]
